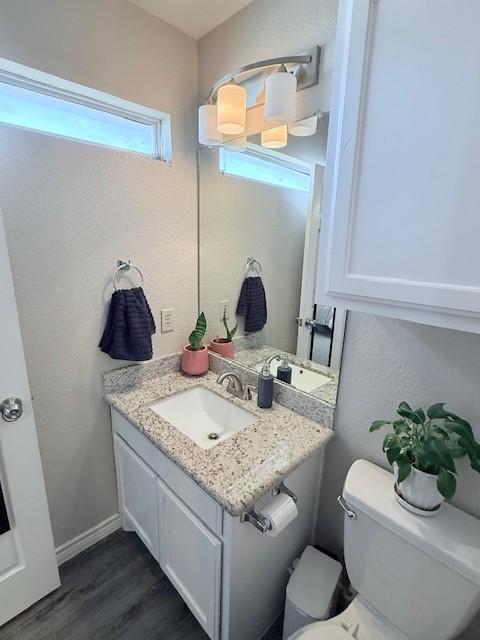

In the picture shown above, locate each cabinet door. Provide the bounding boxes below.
[320,0,480,332]
[157,479,221,640]
[113,434,159,560]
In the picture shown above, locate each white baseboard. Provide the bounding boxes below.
[56,513,122,566]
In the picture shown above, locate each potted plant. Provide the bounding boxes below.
[370,401,480,513]
[181,312,208,376]
[209,310,238,359]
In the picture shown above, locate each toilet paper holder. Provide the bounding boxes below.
[240,482,297,534]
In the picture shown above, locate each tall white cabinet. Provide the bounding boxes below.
[319,0,480,333]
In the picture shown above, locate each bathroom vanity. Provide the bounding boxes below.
[105,362,332,640]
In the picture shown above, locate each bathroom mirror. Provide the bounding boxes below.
[198,114,345,404]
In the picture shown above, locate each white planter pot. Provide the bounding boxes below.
[395,465,444,511]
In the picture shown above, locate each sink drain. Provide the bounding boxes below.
[207,432,220,441]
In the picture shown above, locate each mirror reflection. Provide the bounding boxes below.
[199,115,344,404]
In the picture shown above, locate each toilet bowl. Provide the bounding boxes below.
[288,460,480,640]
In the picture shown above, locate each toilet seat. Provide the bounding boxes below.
[291,623,353,640]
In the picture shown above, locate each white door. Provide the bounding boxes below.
[296,164,346,369]
[296,163,324,359]
[157,478,221,640]
[0,206,59,625]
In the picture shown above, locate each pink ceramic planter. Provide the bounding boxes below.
[181,345,209,376]
[208,339,235,359]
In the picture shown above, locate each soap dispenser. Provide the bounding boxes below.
[257,355,281,409]
[257,362,274,408]
[276,356,292,384]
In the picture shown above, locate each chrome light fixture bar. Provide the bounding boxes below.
[205,46,320,105]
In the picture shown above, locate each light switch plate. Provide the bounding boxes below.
[161,308,174,333]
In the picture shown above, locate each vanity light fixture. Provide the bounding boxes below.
[288,114,319,137]
[217,81,247,135]
[198,46,321,146]
[265,65,297,125]
[198,104,223,146]
[261,125,288,149]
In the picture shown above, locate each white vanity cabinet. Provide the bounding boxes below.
[111,408,324,640]
[319,0,480,333]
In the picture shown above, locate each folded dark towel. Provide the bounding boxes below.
[0,481,10,535]
[99,287,156,361]
[236,276,267,333]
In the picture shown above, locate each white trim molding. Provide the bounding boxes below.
[55,514,122,566]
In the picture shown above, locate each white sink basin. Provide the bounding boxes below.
[149,386,257,450]
[255,361,331,393]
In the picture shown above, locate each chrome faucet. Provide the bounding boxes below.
[217,372,255,400]
[264,353,283,369]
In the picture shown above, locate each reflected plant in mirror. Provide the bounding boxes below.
[209,310,238,359]
[198,116,345,405]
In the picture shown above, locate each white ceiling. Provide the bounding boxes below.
[129,0,254,39]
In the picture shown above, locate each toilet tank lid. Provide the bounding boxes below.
[343,460,480,587]
[286,546,342,619]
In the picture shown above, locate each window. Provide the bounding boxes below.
[0,57,172,161]
[219,146,311,192]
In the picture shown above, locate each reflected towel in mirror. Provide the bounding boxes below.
[236,276,267,333]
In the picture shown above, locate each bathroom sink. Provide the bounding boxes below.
[255,361,331,393]
[149,386,257,449]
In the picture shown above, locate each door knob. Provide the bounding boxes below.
[0,397,23,422]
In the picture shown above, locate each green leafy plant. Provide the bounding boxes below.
[222,310,238,342]
[369,401,480,500]
[188,312,207,351]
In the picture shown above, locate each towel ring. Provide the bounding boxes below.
[246,257,262,276]
[113,260,144,291]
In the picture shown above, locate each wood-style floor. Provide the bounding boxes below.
[0,529,282,640]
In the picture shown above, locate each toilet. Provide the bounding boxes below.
[288,459,480,640]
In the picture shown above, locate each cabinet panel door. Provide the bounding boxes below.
[114,435,159,560]
[157,479,221,640]
[321,0,480,326]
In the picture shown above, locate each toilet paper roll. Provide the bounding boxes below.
[262,493,298,537]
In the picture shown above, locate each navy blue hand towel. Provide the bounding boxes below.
[236,276,267,333]
[99,287,156,361]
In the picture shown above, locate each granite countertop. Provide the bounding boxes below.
[233,344,339,405]
[105,367,333,516]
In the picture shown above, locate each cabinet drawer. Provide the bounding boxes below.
[111,409,223,536]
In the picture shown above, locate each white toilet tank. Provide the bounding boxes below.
[342,460,480,640]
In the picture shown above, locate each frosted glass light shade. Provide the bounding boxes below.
[198,104,222,146]
[261,125,288,149]
[217,84,247,135]
[288,115,318,137]
[224,136,247,152]
[265,71,297,125]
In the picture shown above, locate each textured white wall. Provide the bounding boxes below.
[0,0,198,547]
[199,148,308,352]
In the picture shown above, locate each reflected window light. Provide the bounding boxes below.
[0,81,161,157]
[219,148,310,192]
